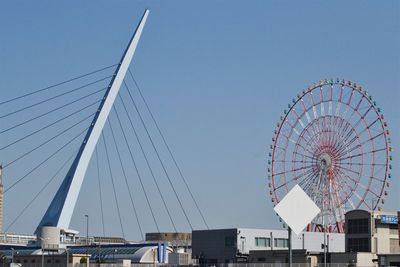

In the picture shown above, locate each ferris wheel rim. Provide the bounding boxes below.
[268,79,391,232]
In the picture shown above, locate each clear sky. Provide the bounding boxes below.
[0,1,399,240]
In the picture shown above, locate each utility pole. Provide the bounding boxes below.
[0,165,4,232]
[288,227,292,267]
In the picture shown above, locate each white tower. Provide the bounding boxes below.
[36,10,150,232]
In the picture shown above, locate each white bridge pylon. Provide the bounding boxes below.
[36,10,150,232]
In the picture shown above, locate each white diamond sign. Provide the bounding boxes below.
[273,184,320,235]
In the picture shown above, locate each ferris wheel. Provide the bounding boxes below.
[268,79,392,233]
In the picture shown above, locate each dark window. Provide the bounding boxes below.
[348,237,369,252]
[258,257,266,262]
[274,238,288,248]
[225,236,236,247]
[55,259,60,263]
[347,218,369,234]
[255,237,271,247]
[31,259,35,263]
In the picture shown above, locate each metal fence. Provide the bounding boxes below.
[69,264,370,267]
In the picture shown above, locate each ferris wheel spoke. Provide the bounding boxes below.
[300,99,312,123]
[337,162,386,167]
[335,164,361,177]
[293,139,317,157]
[337,132,385,159]
[337,147,386,162]
[366,188,381,199]
[334,169,359,195]
[353,190,372,210]
[309,91,318,120]
[370,176,386,183]
[347,198,356,210]
[273,164,315,177]
[274,168,315,190]
[293,151,317,161]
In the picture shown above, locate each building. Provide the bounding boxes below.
[330,209,400,267]
[1,243,172,266]
[192,228,344,263]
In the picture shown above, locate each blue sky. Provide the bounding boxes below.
[0,1,399,239]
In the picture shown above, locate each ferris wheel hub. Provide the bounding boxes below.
[319,153,333,171]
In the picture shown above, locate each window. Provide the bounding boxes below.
[274,238,288,248]
[255,237,270,247]
[389,238,400,254]
[347,218,369,234]
[225,236,236,247]
[348,238,369,252]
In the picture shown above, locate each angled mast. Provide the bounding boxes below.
[37,9,150,231]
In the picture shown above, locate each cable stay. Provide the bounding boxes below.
[108,115,144,240]
[117,93,177,232]
[0,76,112,120]
[112,103,160,233]
[123,80,194,230]
[0,64,117,106]
[95,147,106,237]
[5,150,78,232]
[101,131,125,238]
[5,126,90,193]
[3,112,95,169]
[128,69,210,229]
[0,88,105,135]
[0,101,100,151]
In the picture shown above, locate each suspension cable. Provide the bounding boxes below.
[113,103,160,233]
[0,101,100,151]
[108,115,143,240]
[128,69,209,229]
[123,81,193,230]
[95,147,106,237]
[118,93,176,232]
[0,88,105,135]
[0,76,112,119]
[5,150,78,232]
[5,126,89,193]
[3,112,95,168]
[101,131,125,238]
[0,64,117,106]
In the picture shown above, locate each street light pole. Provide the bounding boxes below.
[11,248,14,264]
[85,214,89,245]
[39,237,49,267]
[66,248,69,267]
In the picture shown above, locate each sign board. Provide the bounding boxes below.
[273,184,320,235]
[381,215,398,224]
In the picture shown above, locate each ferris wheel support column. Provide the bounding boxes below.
[320,159,328,267]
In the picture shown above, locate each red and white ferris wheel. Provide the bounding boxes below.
[268,79,393,233]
